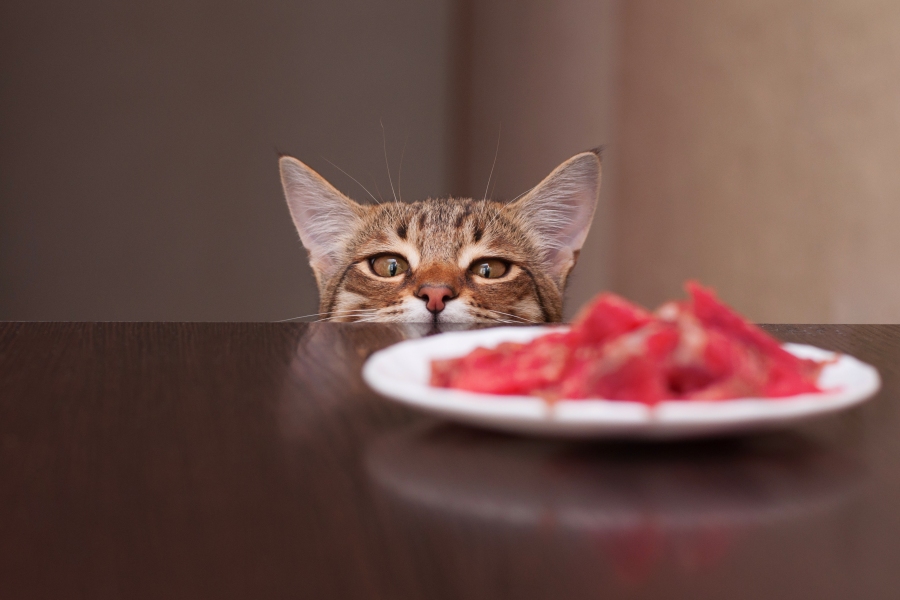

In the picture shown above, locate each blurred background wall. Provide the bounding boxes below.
[615,0,900,323]
[2,0,899,322]
[0,0,452,320]
[451,0,618,322]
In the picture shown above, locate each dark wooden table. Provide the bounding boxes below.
[0,323,898,599]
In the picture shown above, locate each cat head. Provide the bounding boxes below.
[279,150,601,323]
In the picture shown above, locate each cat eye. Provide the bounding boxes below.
[469,258,509,279]
[370,254,409,278]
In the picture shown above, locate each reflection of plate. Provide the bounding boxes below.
[363,327,881,439]
[365,426,866,589]
[365,425,864,531]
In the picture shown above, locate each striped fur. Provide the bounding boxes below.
[279,150,601,323]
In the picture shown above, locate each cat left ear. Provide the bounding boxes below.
[508,150,601,287]
[279,155,366,286]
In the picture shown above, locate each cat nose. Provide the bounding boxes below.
[417,286,456,313]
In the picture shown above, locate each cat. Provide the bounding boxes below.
[278,149,601,323]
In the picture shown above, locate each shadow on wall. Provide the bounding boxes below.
[1,0,898,322]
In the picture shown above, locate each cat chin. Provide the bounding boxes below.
[346,300,511,324]
[383,298,479,324]
[386,322,487,340]
[435,301,480,323]
[395,314,480,325]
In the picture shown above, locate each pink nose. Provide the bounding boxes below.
[417,286,455,313]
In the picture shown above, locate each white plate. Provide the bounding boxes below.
[362,326,881,439]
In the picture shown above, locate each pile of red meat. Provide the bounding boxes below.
[431,282,827,404]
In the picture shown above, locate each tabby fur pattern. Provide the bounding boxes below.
[279,150,601,323]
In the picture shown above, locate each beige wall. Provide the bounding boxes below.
[3,0,899,323]
[614,0,900,323]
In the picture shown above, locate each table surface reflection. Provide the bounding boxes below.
[0,323,898,599]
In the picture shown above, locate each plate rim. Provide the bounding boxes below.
[362,326,881,437]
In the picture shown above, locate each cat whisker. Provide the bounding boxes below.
[483,123,501,202]
[369,172,385,203]
[316,316,378,323]
[485,190,519,233]
[321,157,380,205]
[471,311,516,325]
[397,133,408,203]
[483,308,537,323]
[276,308,379,322]
[295,308,535,325]
[509,185,535,204]
[484,308,539,323]
[314,310,380,323]
[380,119,399,202]
[485,183,535,233]
[346,315,387,324]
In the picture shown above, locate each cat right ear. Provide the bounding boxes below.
[279,156,365,285]
[508,150,602,288]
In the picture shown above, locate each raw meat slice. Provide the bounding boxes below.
[430,282,827,404]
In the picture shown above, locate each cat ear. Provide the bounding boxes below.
[279,156,365,284]
[508,150,601,286]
